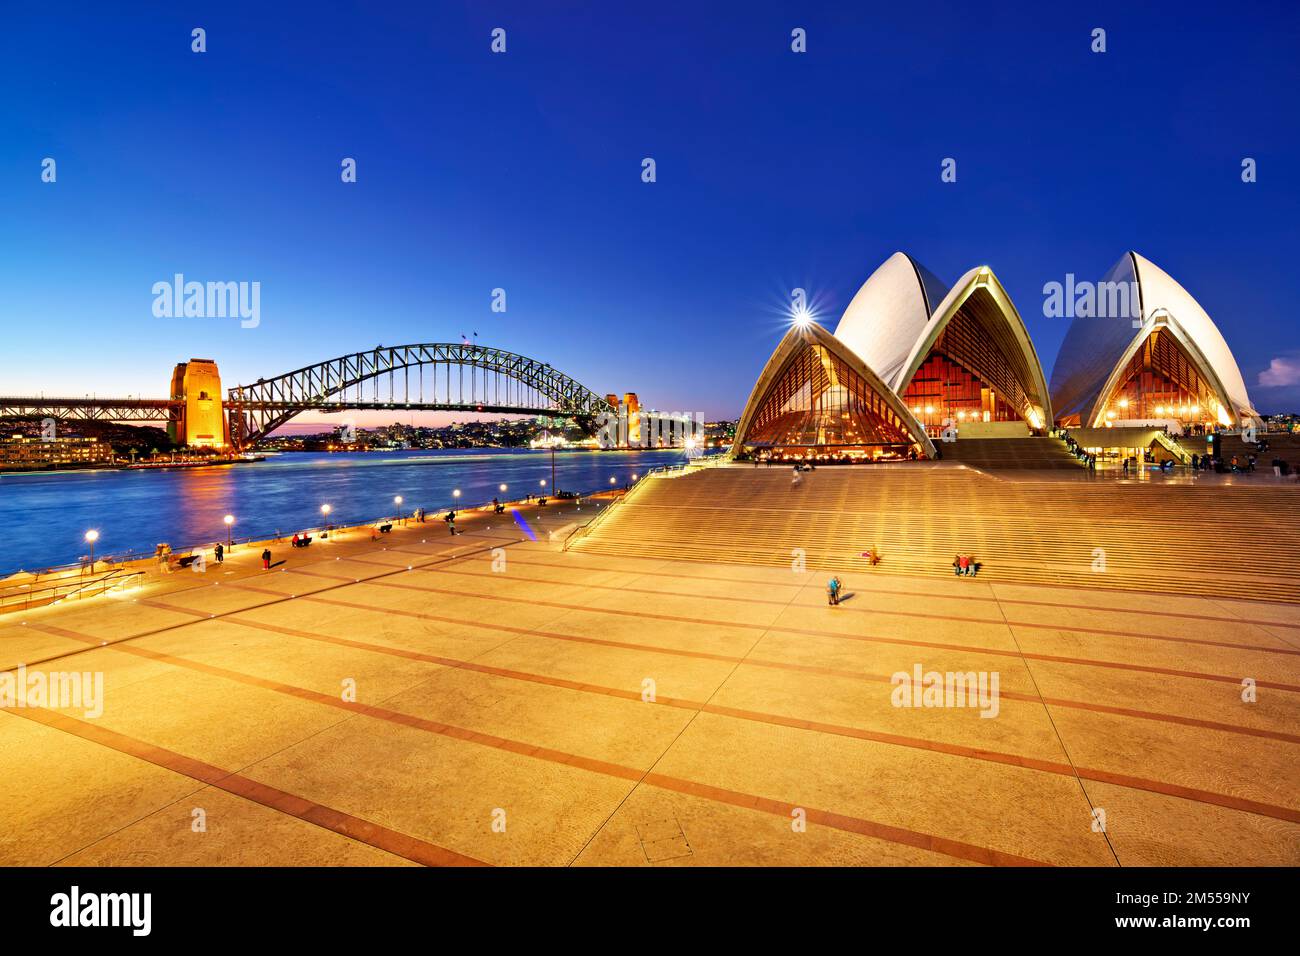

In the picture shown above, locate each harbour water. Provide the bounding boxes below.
[0,448,692,574]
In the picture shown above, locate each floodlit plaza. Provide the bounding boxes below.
[3,468,1297,867]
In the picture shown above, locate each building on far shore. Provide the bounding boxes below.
[0,433,114,470]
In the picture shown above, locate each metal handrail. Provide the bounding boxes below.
[1152,430,1193,465]
[0,567,144,613]
[558,460,711,550]
[561,471,672,550]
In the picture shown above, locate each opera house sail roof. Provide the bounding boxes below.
[891,266,1052,431]
[834,252,949,388]
[731,249,1259,461]
[731,321,935,459]
[1050,252,1259,429]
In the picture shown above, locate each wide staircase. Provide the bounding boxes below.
[936,435,1084,471]
[571,464,1300,602]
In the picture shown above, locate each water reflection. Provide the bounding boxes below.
[0,448,691,573]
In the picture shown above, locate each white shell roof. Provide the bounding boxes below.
[889,265,1053,426]
[1050,252,1256,425]
[730,320,937,459]
[833,252,948,387]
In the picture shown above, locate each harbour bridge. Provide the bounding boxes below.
[0,343,618,449]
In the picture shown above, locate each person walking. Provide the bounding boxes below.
[827,576,841,606]
[214,542,224,564]
[261,548,272,570]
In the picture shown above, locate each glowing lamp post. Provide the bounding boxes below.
[394,495,404,525]
[223,514,234,548]
[321,504,332,536]
[84,529,99,571]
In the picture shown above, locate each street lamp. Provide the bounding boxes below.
[84,529,99,571]
[223,514,234,548]
[394,495,404,524]
[452,489,461,499]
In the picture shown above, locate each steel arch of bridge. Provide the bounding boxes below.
[227,343,613,447]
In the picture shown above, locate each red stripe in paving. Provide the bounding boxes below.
[286,593,1300,744]
[21,620,1057,865]
[27,617,1300,827]
[408,562,1300,657]
[63,587,1295,747]
[506,552,1300,630]
[345,576,1300,693]
[3,702,486,867]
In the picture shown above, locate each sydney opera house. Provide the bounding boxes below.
[731,251,1260,461]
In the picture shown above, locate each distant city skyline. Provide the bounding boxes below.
[3,1,1299,420]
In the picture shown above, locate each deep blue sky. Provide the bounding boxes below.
[3,0,1298,424]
